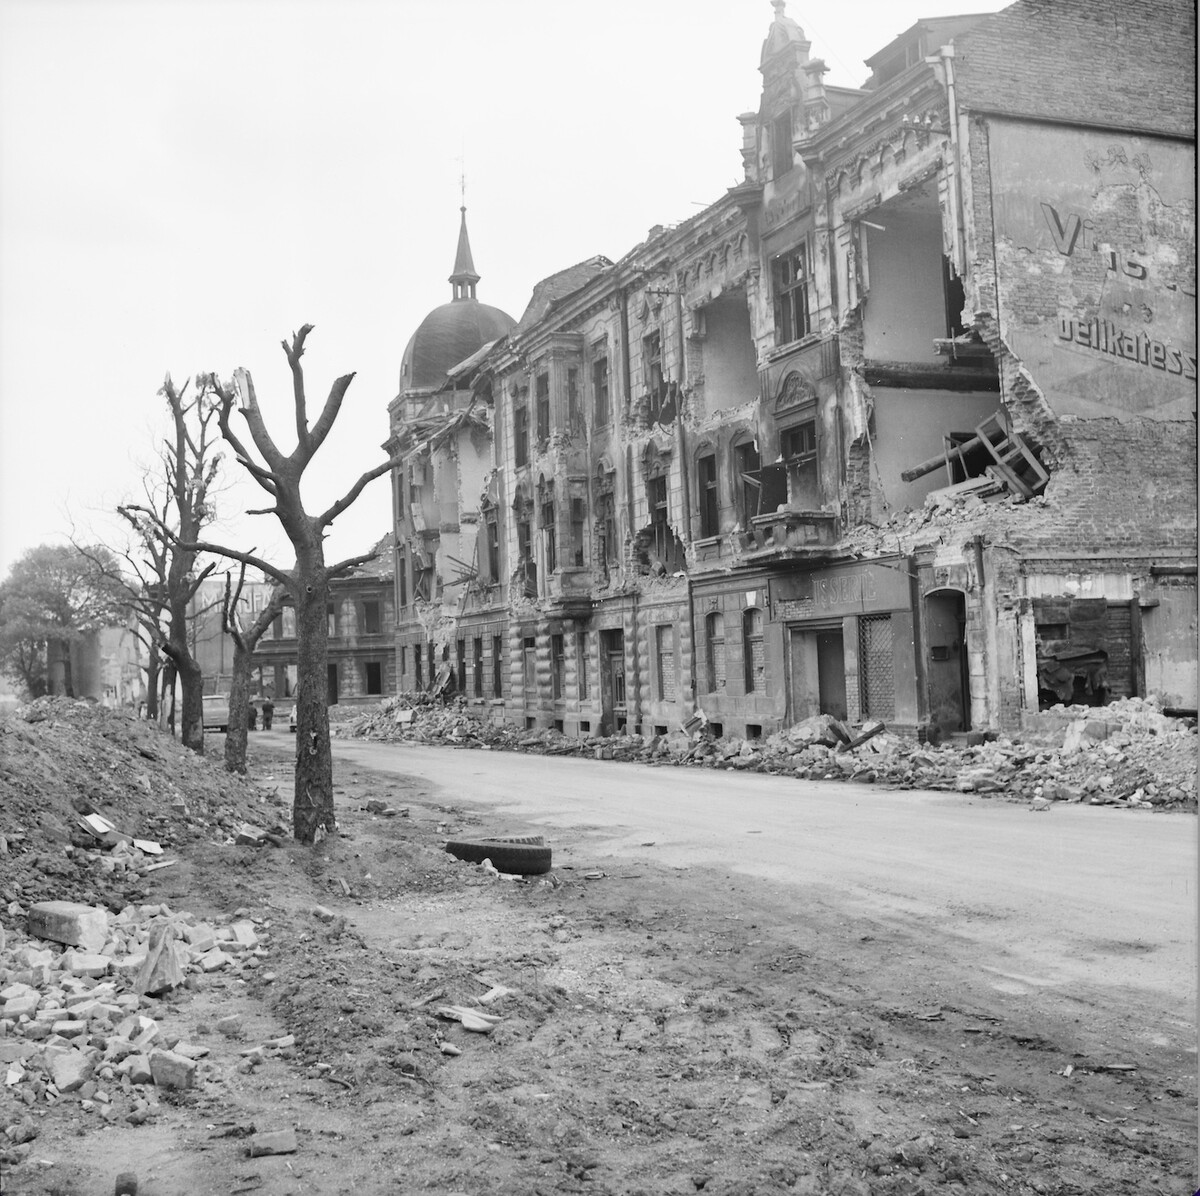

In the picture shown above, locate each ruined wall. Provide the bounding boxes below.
[862,209,946,363]
[953,0,1196,139]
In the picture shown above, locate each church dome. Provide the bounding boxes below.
[399,206,515,392]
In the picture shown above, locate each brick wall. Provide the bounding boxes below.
[954,0,1196,137]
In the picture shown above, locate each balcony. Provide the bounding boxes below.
[745,510,840,554]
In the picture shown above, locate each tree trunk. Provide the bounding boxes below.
[178,654,204,751]
[224,641,254,774]
[145,649,160,722]
[293,577,334,842]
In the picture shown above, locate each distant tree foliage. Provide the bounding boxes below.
[0,543,129,698]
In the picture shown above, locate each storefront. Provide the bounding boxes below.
[768,556,920,729]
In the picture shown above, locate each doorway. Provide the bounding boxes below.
[924,589,970,732]
[788,625,847,722]
[327,663,339,705]
[599,629,626,735]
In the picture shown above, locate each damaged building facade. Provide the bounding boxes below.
[388,0,1196,740]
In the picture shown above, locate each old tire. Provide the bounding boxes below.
[444,839,552,875]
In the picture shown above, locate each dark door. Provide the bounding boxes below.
[816,630,847,720]
[925,590,969,732]
[599,629,625,734]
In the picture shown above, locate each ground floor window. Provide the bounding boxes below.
[552,634,565,699]
[743,608,764,692]
[492,635,503,697]
[473,638,483,697]
[656,624,677,700]
[705,611,726,692]
[576,632,590,699]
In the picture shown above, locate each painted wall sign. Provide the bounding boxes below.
[769,559,911,619]
[987,119,1196,420]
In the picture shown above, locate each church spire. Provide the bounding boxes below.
[449,205,480,301]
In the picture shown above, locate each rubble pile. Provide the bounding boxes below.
[336,695,1196,809]
[0,698,278,918]
[0,898,274,1165]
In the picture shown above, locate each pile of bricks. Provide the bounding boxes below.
[0,898,271,1157]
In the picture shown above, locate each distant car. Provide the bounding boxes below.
[202,694,231,732]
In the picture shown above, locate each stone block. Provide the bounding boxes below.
[149,1048,196,1090]
[27,902,109,952]
[248,1128,297,1156]
[197,948,231,973]
[51,1020,88,1038]
[4,994,40,1018]
[47,1048,95,1092]
[134,924,184,996]
[61,951,110,978]
[121,1053,153,1084]
[215,1015,243,1039]
[229,921,259,949]
[182,922,217,953]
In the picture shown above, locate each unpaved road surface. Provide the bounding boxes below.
[6,732,1196,1196]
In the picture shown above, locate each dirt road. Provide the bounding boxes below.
[6,726,1195,1195]
[327,737,1196,1031]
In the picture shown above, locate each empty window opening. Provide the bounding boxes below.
[363,600,381,635]
[654,724,668,737]
[492,634,503,697]
[698,453,719,537]
[526,717,536,730]
[593,355,610,426]
[536,372,551,442]
[709,721,724,739]
[517,519,536,595]
[365,661,382,695]
[327,603,338,637]
[541,493,557,574]
[580,720,591,734]
[473,637,484,698]
[571,497,586,567]
[456,639,466,694]
[782,420,819,508]
[553,719,564,733]
[734,440,762,527]
[638,475,685,574]
[746,723,762,740]
[514,403,529,467]
[567,367,581,433]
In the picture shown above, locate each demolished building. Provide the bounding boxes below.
[387,0,1196,741]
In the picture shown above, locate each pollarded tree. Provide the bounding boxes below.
[220,566,287,775]
[181,326,395,841]
[118,374,222,748]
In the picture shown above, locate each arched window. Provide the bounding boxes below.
[743,608,765,693]
[705,612,726,693]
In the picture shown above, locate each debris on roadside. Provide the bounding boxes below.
[331,693,1196,810]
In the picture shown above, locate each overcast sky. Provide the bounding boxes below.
[0,0,1004,580]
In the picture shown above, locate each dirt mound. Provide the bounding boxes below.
[333,694,1198,809]
[0,698,278,922]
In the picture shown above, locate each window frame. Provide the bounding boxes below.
[593,354,610,427]
[697,452,719,537]
[773,242,812,345]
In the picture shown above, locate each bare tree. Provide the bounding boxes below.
[178,326,393,841]
[220,566,287,774]
[117,375,221,749]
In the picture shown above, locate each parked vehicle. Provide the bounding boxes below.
[202,694,231,732]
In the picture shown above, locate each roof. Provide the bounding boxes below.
[400,302,516,391]
[514,256,613,333]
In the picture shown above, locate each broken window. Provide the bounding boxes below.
[518,519,536,595]
[781,419,819,508]
[639,474,684,573]
[1034,597,1124,708]
[772,108,794,179]
[773,243,811,345]
[698,453,719,537]
[514,403,529,467]
[486,511,501,582]
[541,492,557,575]
[576,631,590,699]
[397,552,408,607]
[327,603,338,637]
[567,367,581,433]
[734,439,762,527]
[536,372,551,443]
[363,600,381,635]
[656,624,677,701]
[473,637,483,698]
[596,490,617,577]
[456,639,466,694]
[492,634,503,697]
[593,355,610,426]
[706,611,726,692]
[644,331,663,400]
[413,554,433,602]
[552,633,565,699]
[365,661,383,695]
[743,608,765,693]
[570,497,586,567]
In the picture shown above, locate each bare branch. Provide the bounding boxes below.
[210,373,281,495]
[282,324,315,451]
[168,536,293,589]
[327,550,382,580]
[316,456,395,529]
[306,372,357,455]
